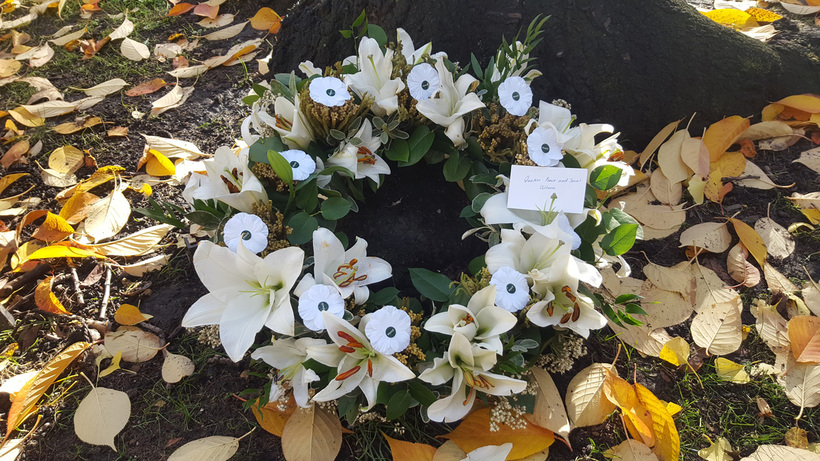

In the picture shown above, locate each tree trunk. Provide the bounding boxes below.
[273,0,820,148]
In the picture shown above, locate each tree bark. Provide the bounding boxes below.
[273,0,820,148]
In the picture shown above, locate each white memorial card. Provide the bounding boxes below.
[506,165,587,214]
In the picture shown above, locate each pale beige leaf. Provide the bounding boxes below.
[790,192,820,211]
[108,17,134,40]
[649,168,682,206]
[0,437,24,460]
[84,189,130,241]
[432,440,466,461]
[530,367,570,441]
[680,136,711,178]
[741,445,820,461]
[727,243,760,287]
[74,96,105,112]
[639,280,694,329]
[693,264,740,314]
[121,37,150,61]
[203,21,247,41]
[28,44,54,68]
[604,439,659,461]
[141,134,204,160]
[167,436,240,461]
[78,78,128,97]
[738,121,794,141]
[199,13,235,28]
[764,264,799,295]
[281,405,343,461]
[755,217,794,260]
[104,326,162,362]
[162,352,195,384]
[804,279,820,317]
[736,160,787,190]
[691,300,742,356]
[150,85,194,116]
[715,357,750,383]
[167,65,209,79]
[121,254,170,277]
[20,100,76,118]
[608,319,672,357]
[601,267,644,298]
[86,224,173,256]
[795,147,820,176]
[49,27,86,46]
[154,43,183,59]
[784,359,820,419]
[750,299,791,352]
[643,261,694,298]
[698,437,734,461]
[40,168,78,187]
[564,363,617,428]
[759,132,801,151]
[657,130,693,184]
[73,386,131,450]
[679,222,732,253]
[616,186,686,230]
[48,145,84,175]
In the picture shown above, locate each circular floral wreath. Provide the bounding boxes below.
[178,17,641,452]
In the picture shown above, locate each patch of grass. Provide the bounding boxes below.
[0,81,37,108]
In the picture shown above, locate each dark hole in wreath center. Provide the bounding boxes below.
[317,301,329,312]
[337,162,485,294]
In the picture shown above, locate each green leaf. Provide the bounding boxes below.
[369,287,399,306]
[407,380,437,407]
[470,53,483,80]
[401,126,434,167]
[187,211,222,230]
[286,212,318,245]
[589,165,622,191]
[267,150,293,186]
[386,389,412,420]
[607,208,644,240]
[624,303,648,316]
[248,137,287,164]
[600,223,638,256]
[339,29,353,39]
[409,268,453,302]
[468,255,485,276]
[601,302,622,327]
[321,197,352,220]
[615,293,642,304]
[294,179,319,213]
[471,192,493,214]
[352,10,366,27]
[443,151,472,182]
[385,139,409,162]
[367,24,388,47]
[242,94,259,106]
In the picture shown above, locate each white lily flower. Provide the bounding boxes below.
[327,119,390,183]
[562,122,634,187]
[182,241,304,362]
[309,76,351,107]
[223,212,269,254]
[419,333,527,422]
[526,256,606,338]
[407,63,440,101]
[298,60,322,78]
[489,266,529,313]
[424,285,516,354]
[297,227,392,305]
[182,146,267,213]
[498,76,532,116]
[344,37,405,116]
[365,305,411,355]
[463,443,514,461]
[307,312,415,409]
[396,28,446,65]
[526,126,563,167]
[415,59,485,147]
[279,149,316,181]
[298,283,345,331]
[251,337,326,407]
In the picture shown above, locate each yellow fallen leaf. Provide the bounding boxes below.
[144,150,176,176]
[34,276,70,315]
[698,436,734,461]
[633,383,679,461]
[745,7,782,23]
[249,7,282,34]
[774,94,820,114]
[440,408,554,459]
[665,402,682,417]
[28,241,104,260]
[114,303,153,326]
[788,316,820,363]
[703,116,750,162]
[603,370,655,448]
[711,151,746,178]
[702,9,760,29]
[251,396,295,437]
[728,217,767,268]
[715,357,750,383]
[99,350,123,377]
[383,432,436,461]
[659,337,690,367]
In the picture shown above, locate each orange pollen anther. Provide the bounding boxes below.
[334,258,368,288]
[337,331,364,349]
[357,146,377,165]
[367,359,373,377]
[335,365,361,381]
[339,345,356,353]
[274,114,293,130]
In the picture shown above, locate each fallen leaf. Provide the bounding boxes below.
[741,445,820,460]
[735,160,791,190]
[649,168,682,206]
[99,350,123,377]
[0,173,29,195]
[161,351,195,384]
[530,367,571,442]
[727,242,760,287]
[788,316,820,363]
[657,130,693,184]
[702,8,759,28]
[603,371,655,448]
[691,299,742,356]
[121,254,170,277]
[107,127,129,137]
[104,326,162,362]
[0,59,21,77]
[281,405,344,461]
[193,2,219,19]
[8,107,44,127]
[48,145,85,175]
[108,17,134,40]
[564,363,618,428]
[53,116,103,134]
[774,94,820,114]
[786,427,809,449]
[607,319,673,357]
[698,436,734,461]
[639,119,680,169]
[679,221,732,254]
[203,21,247,41]
[249,7,282,34]
[251,396,296,437]
[114,304,152,326]
[168,2,195,16]
[605,439,659,461]
[34,276,70,315]
[633,383,679,461]
[440,408,553,459]
[640,280,695,328]
[150,85,194,116]
[755,217,794,260]
[764,264,799,295]
[783,358,820,420]
[680,137,711,178]
[739,120,794,141]
[199,13,235,28]
[167,435,243,461]
[703,115,750,162]
[383,432,436,461]
[49,27,87,46]
[77,78,128,97]
[73,385,131,451]
[83,189,130,242]
[20,100,76,118]
[121,37,150,61]
[1,139,30,169]
[715,357,750,383]
[659,337,690,367]
[795,147,820,176]
[125,78,166,97]
[141,134,204,160]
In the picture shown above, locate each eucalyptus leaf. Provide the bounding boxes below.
[409,268,453,302]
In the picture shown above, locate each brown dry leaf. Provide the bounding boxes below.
[249,7,282,34]
[788,316,820,363]
[742,445,820,460]
[281,405,344,461]
[615,186,686,231]
[649,169,682,206]
[203,21,247,41]
[530,367,571,442]
[104,326,162,362]
[739,120,794,141]
[727,242,760,287]
[125,78,166,97]
[679,221,732,254]
[53,117,103,135]
[73,385,131,451]
[168,2,195,16]
[5,342,91,439]
[251,396,296,437]
[789,192,820,212]
[786,427,810,449]
[704,168,732,204]
[1,139,30,169]
[121,37,150,61]
[11,240,44,271]
[114,303,152,326]
[703,115,750,162]
[755,217,794,260]
[161,351,195,384]
[759,131,803,151]
[150,85,194,116]
[657,130,693,184]
[739,139,756,158]
[107,126,129,137]
[193,2,219,19]
[34,276,70,315]
[691,299,743,356]
[166,434,246,460]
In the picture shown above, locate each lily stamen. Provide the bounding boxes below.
[334,259,369,287]
[335,365,361,381]
[357,146,377,165]
[274,114,293,130]
[337,331,364,349]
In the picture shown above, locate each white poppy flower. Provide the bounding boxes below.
[309,77,351,107]
[251,337,326,407]
[327,119,390,183]
[365,305,411,355]
[424,285,516,354]
[223,212,269,254]
[497,76,532,116]
[279,149,316,181]
[182,146,267,213]
[418,332,527,422]
[344,37,406,116]
[526,126,563,167]
[298,283,345,331]
[406,63,440,101]
[489,266,529,313]
[182,241,304,362]
[307,313,415,409]
[415,58,485,147]
[526,265,607,338]
[295,227,392,305]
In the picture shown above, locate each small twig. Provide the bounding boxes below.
[98,265,112,320]
[70,266,85,305]
[0,262,50,299]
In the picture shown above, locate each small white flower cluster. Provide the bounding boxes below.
[489,398,527,432]
[537,331,587,374]
[196,325,221,348]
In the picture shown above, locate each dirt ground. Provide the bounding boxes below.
[1,1,820,460]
